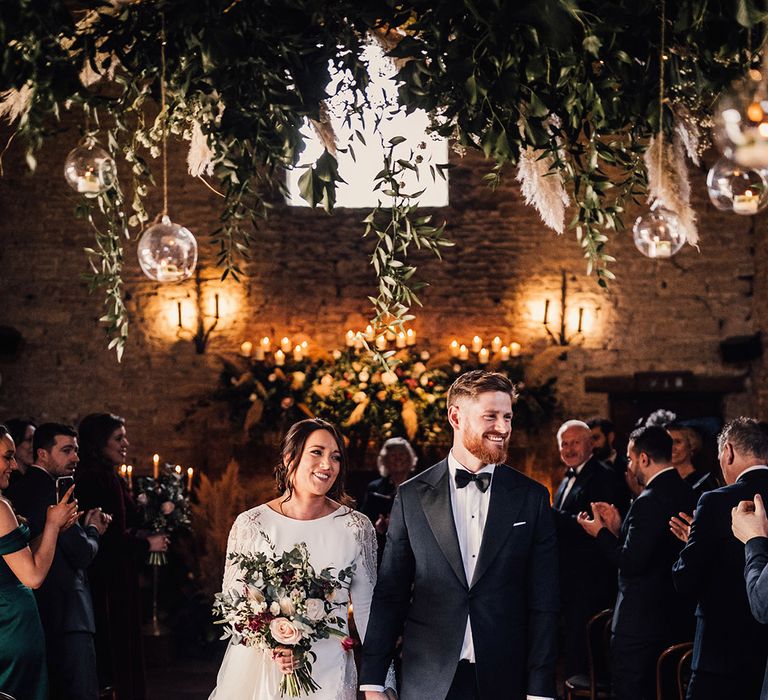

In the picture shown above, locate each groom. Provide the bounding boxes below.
[360,370,558,700]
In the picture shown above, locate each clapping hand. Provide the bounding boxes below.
[46,485,80,532]
[670,512,694,543]
[577,507,605,538]
[84,508,112,536]
[592,502,622,537]
[732,493,768,544]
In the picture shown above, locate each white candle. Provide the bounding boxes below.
[364,325,375,341]
[353,335,363,350]
[187,467,194,491]
[254,346,265,361]
[478,348,490,364]
[120,464,127,478]
[396,332,407,348]
[175,464,182,475]
[293,344,303,361]
[301,340,308,350]
[275,349,285,366]
[77,170,101,194]
[280,336,292,353]
[450,339,459,357]
[375,335,387,351]
[733,192,760,214]
[472,335,482,353]
[345,330,355,347]
[152,454,159,480]
[385,328,396,341]
[510,341,521,357]
[458,344,469,360]
[491,336,502,353]
[406,329,416,346]
[260,336,271,353]
[240,341,253,357]
[126,465,133,491]
[500,345,510,361]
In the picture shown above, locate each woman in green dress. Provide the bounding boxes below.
[0,424,80,700]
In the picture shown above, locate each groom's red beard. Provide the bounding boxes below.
[462,428,510,465]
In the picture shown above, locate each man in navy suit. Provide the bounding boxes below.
[732,491,768,699]
[672,417,768,699]
[578,425,695,699]
[11,423,111,700]
[553,419,627,676]
[360,370,559,700]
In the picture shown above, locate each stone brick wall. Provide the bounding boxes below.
[0,119,760,492]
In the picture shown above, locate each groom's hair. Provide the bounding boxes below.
[447,370,518,407]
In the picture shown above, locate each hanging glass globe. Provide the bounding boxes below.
[706,157,768,214]
[632,205,685,259]
[713,69,768,168]
[63,137,116,197]
[137,215,198,282]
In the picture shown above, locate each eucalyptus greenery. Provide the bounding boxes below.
[0,0,765,358]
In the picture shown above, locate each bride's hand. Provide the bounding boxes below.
[271,646,299,675]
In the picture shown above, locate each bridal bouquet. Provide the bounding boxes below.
[213,541,355,697]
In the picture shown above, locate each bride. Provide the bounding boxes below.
[209,418,395,700]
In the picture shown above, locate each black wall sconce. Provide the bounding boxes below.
[176,268,219,353]
[543,269,589,347]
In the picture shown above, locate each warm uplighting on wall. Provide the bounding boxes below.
[533,270,600,347]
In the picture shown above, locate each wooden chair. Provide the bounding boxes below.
[677,647,694,700]
[655,642,693,700]
[565,608,613,700]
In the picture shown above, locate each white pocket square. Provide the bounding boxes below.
[513,521,527,526]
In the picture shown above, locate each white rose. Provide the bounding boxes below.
[381,371,398,386]
[332,349,342,360]
[412,362,426,378]
[269,617,302,645]
[352,391,367,403]
[269,601,281,616]
[245,586,265,604]
[291,372,306,389]
[305,598,325,622]
[279,597,296,616]
[358,371,370,382]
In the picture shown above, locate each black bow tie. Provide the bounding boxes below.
[565,468,577,478]
[455,469,492,493]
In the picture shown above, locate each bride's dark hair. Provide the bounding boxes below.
[275,418,354,509]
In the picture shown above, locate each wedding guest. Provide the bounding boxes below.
[731,492,768,700]
[672,417,768,699]
[361,437,418,554]
[553,419,627,677]
[4,418,36,494]
[75,413,168,700]
[0,423,80,700]
[578,426,695,700]
[668,422,721,498]
[588,417,628,476]
[361,370,558,699]
[10,422,111,700]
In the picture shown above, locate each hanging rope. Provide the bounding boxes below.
[160,14,169,217]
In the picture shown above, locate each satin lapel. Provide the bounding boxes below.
[554,477,568,508]
[470,466,524,589]
[418,461,468,589]
[562,460,596,511]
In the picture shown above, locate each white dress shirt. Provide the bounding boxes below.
[558,459,588,507]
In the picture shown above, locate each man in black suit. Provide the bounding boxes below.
[732,492,768,700]
[672,417,768,699]
[11,423,111,700]
[578,425,695,699]
[360,370,558,700]
[553,419,628,676]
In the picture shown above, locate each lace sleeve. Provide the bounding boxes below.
[347,511,377,642]
[221,510,261,593]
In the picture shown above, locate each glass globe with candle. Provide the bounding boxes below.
[137,215,198,282]
[713,68,768,169]
[706,157,768,215]
[63,136,117,198]
[632,204,686,259]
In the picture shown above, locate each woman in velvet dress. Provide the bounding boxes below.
[0,424,79,700]
[75,413,168,700]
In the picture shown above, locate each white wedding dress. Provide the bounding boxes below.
[209,504,380,700]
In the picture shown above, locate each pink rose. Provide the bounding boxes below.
[269,617,302,645]
[160,501,175,515]
[304,598,325,622]
[341,636,356,651]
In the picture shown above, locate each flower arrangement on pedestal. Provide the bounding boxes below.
[215,348,558,451]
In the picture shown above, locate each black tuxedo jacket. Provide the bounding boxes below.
[596,469,695,641]
[10,466,99,635]
[744,537,768,700]
[360,460,559,700]
[554,456,628,604]
[672,467,768,680]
